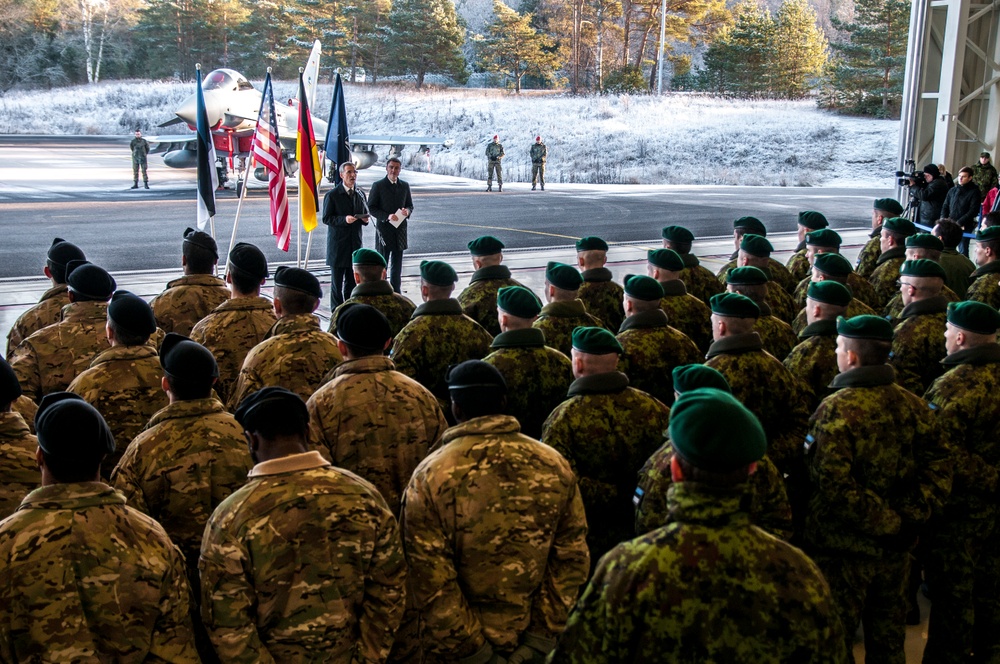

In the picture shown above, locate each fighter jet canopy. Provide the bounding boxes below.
[203,69,254,92]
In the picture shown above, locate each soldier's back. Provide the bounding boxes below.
[855,233,882,279]
[793,299,875,335]
[0,412,38,519]
[869,253,907,306]
[681,263,725,303]
[783,325,838,410]
[786,248,811,284]
[150,273,230,336]
[457,267,523,337]
[5,284,70,358]
[659,288,713,353]
[616,315,701,406]
[533,300,603,357]
[966,266,1000,309]
[755,314,798,361]
[332,284,417,339]
[578,269,625,332]
[484,335,572,439]
[890,307,948,394]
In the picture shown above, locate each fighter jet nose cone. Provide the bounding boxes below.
[175,97,197,125]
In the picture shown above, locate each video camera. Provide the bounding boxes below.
[896,159,922,187]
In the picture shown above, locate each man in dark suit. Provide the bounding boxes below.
[368,157,413,293]
[322,162,369,307]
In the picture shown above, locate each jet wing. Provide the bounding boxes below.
[148,136,197,155]
[351,135,454,148]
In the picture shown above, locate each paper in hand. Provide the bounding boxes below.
[390,208,407,228]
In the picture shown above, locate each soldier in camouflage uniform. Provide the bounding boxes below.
[149,227,229,336]
[717,216,765,279]
[786,210,830,284]
[662,225,726,303]
[972,151,999,198]
[0,358,38,519]
[889,260,950,394]
[10,260,116,402]
[485,134,504,191]
[869,216,917,307]
[732,234,798,322]
[129,129,149,188]
[921,301,1000,662]
[229,267,342,408]
[542,327,671,562]
[725,266,798,360]
[634,366,793,540]
[967,226,1000,308]
[857,198,905,280]
[200,387,406,662]
[5,238,85,358]
[882,233,962,324]
[648,248,713,353]
[804,315,951,662]
[484,286,572,439]
[67,291,166,477]
[551,388,849,664]
[783,280,851,411]
[190,242,276,404]
[576,235,625,332]
[308,304,446,517]
[532,261,603,357]
[530,135,546,190]
[402,361,589,663]
[457,235,524,337]
[791,253,877,335]
[330,248,416,338]
[0,393,198,661]
[391,260,494,409]
[617,274,700,405]
[790,229,881,312]
[934,219,977,297]
[704,292,810,475]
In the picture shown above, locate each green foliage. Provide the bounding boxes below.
[385,0,468,88]
[773,0,827,98]
[473,0,562,93]
[603,65,648,93]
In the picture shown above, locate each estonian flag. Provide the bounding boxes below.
[324,73,352,186]
[195,66,218,230]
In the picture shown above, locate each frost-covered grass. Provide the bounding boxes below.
[0,80,899,187]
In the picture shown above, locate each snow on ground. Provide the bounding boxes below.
[0,80,900,188]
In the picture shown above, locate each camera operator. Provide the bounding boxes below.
[906,164,949,229]
[941,166,982,255]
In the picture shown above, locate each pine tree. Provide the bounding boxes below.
[701,0,774,98]
[773,0,826,99]
[474,0,561,92]
[385,0,467,88]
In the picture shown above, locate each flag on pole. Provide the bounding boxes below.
[251,73,290,251]
[296,72,321,233]
[324,73,352,186]
[195,65,218,230]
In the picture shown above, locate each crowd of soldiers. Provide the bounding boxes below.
[0,199,999,663]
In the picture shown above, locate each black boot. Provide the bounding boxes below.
[487,184,492,192]
[532,184,536,190]
[144,182,149,189]
[498,184,502,192]
[131,182,138,189]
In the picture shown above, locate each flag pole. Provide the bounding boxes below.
[304,230,313,270]
[228,160,250,265]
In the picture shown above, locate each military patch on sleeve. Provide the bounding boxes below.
[803,434,816,454]
[928,402,938,410]
[633,487,644,507]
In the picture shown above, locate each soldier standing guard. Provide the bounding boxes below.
[130,129,149,189]
[486,134,504,192]
[531,135,546,190]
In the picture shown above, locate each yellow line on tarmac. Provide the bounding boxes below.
[419,219,580,242]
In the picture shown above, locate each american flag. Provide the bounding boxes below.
[252,73,290,251]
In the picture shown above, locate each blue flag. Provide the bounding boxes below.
[195,67,218,229]
[324,73,352,186]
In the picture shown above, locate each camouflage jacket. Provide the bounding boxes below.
[530,142,547,163]
[532,299,603,358]
[541,371,671,561]
[705,333,810,473]
[764,281,798,323]
[634,441,793,541]
[331,281,417,339]
[391,299,494,403]
[111,398,252,572]
[402,414,589,657]
[754,305,798,361]
[229,314,343,409]
[0,482,197,662]
[938,248,976,299]
[457,265,524,337]
[971,161,999,197]
[658,280,713,353]
[889,296,948,395]
[792,299,875,336]
[868,245,907,307]
[307,355,447,517]
[579,268,625,333]
[965,260,1000,309]
[792,274,880,313]
[199,452,406,663]
[924,344,1000,522]
[0,412,38,520]
[10,300,111,402]
[716,257,795,291]
[855,228,882,280]
[5,284,70,359]
[130,136,149,160]
[486,142,504,161]
[679,254,725,304]
[616,309,701,406]
[67,344,168,477]
[483,328,573,439]
[804,364,952,557]
[12,396,36,433]
[190,295,277,404]
[550,482,849,664]
[882,286,960,326]
[149,273,230,337]
[783,319,839,411]
[786,248,811,285]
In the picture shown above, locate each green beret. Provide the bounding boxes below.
[710,292,760,319]
[883,217,917,237]
[648,249,684,271]
[160,333,218,382]
[107,290,157,337]
[669,388,767,472]
[798,210,829,230]
[873,198,904,216]
[234,387,308,434]
[813,252,853,277]
[420,260,458,286]
[976,227,1000,242]
[274,266,322,299]
[35,392,115,465]
[671,364,731,394]
[0,357,22,405]
[467,235,505,256]
[445,360,507,392]
[571,326,623,355]
[661,226,694,243]
[576,236,608,252]
[836,315,893,341]
[546,261,583,291]
[739,234,773,258]
[947,301,1000,335]
[335,303,392,350]
[733,216,766,236]
[623,274,664,301]
[726,266,768,286]
[352,248,386,267]
[905,233,944,251]
[183,227,218,259]
[66,261,116,300]
[497,286,542,318]
[807,280,852,307]
[805,229,842,248]
[899,259,945,279]
[228,242,268,280]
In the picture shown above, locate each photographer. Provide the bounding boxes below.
[907,164,949,229]
[941,166,982,255]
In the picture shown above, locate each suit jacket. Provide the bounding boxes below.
[322,184,369,267]
[368,176,414,253]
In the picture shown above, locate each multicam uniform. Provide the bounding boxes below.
[5,284,70,359]
[616,309,701,406]
[578,268,625,333]
[457,265,523,337]
[0,411,38,519]
[149,274,230,336]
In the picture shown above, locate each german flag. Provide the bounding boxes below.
[296,71,321,233]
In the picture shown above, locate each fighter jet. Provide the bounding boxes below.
[152,41,452,186]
